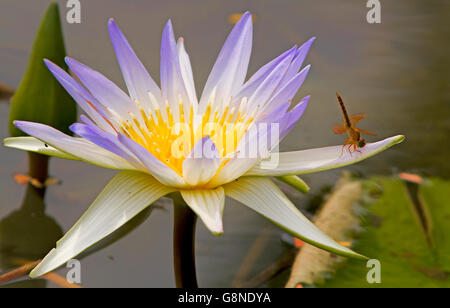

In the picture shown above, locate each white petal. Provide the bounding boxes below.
[208,121,269,186]
[177,38,198,106]
[209,155,257,187]
[118,134,186,187]
[160,20,190,120]
[4,137,80,161]
[181,187,225,235]
[246,135,405,176]
[10,122,139,171]
[108,19,162,107]
[199,12,252,112]
[246,50,295,110]
[182,136,220,186]
[224,177,365,259]
[30,171,175,278]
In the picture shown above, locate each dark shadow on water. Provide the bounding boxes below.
[0,185,62,269]
[0,181,161,287]
[0,184,61,287]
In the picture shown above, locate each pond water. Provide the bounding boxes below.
[0,0,449,287]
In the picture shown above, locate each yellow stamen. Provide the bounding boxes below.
[120,96,255,179]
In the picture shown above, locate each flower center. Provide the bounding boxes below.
[118,96,256,176]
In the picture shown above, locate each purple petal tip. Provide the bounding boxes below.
[43,59,55,70]
[108,18,120,34]
[165,19,173,29]
[241,11,252,19]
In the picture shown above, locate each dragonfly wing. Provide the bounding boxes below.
[350,113,366,126]
[333,124,347,134]
[358,128,377,135]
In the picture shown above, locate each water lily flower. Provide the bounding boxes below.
[4,12,403,278]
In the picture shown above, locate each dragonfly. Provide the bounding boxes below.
[333,93,376,155]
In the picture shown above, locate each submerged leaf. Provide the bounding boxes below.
[321,177,450,288]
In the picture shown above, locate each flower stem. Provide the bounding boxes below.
[171,193,198,288]
[28,152,49,199]
[28,152,49,183]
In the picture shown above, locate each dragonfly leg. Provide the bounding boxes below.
[346,143,353,157]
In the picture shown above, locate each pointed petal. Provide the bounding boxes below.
[279,96,310,140]
[279,37,315,86]
[30,171,175,278]
[160,20,190,117]
[246,49,296,110]
[108,19,162,107]
[264,65,310,114]
[13,121,137,170]
[182,136,220,186]
[233,46,297,104]
[199,12,253,111]
[224,177,365,259]
[208,129,262,186]
[257,101,290,123]
[209,156,257,188]
[177,37,198,105]
[256,102,291,151]
[65,57,135,115]
[70,120,143,168]
[181,187,225,235]
[209,103,290,186]
[246,135,405,176]
[44,59,116,133]
[118,134,186,187]
[4,137,79,160]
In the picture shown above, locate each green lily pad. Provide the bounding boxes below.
[8,2,76,137]
[321,177,450,288]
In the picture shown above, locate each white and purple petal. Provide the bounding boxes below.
[233,46,297,105]
[279,96,310,140]
[30,171,175,278]
[177,37,198,107]
[108,19,162,108]
[65,57,136,116]
[4,137,80,161]
[70,117,143,169]
[181,187,225,235]
[160,20,191,119]
[246,49,296,110]
[263,65,310,115]
[44,59,116,133]
[199,11,253,112]
[246,135,405,176]
[279,37,315,86]
[182,136,221,186]
[224,177,364,259]
[118,134,186,187]
[13,121,136,170]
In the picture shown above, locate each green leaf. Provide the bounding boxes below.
[8,2,76,137]
[321,177,450,288]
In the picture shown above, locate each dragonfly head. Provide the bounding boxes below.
[358,138,366,148]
